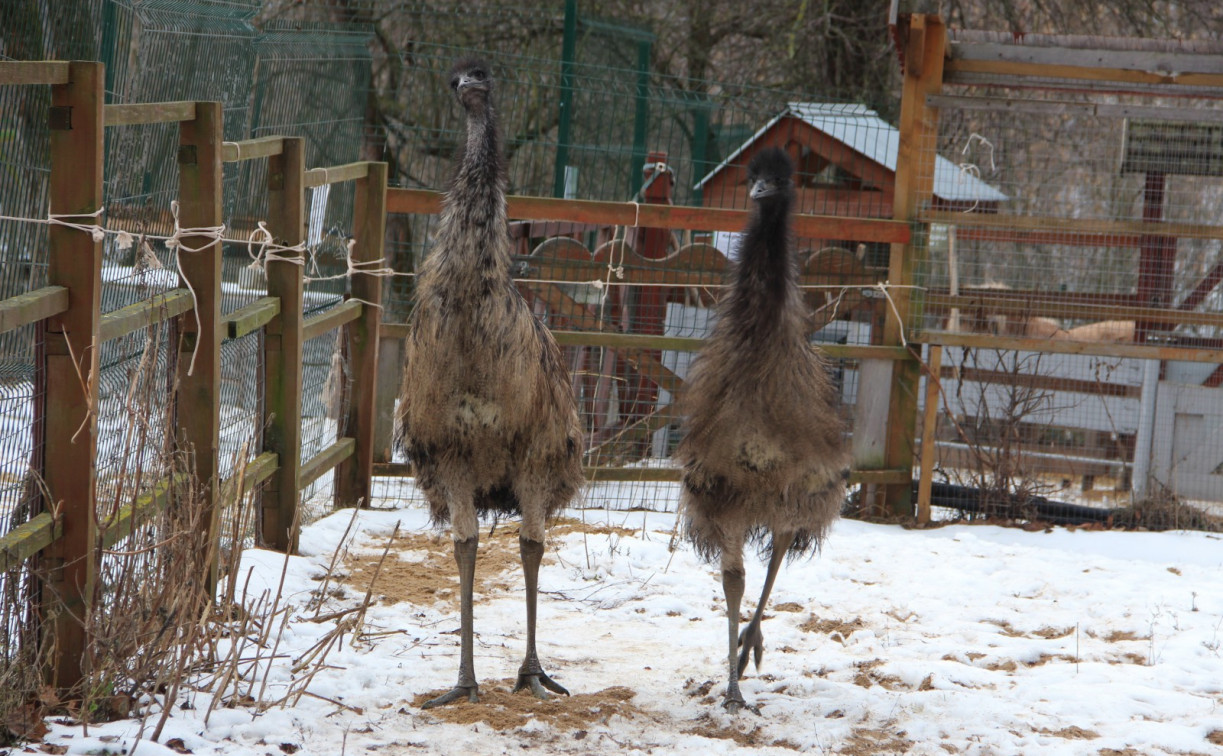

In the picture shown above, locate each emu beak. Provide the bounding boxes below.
[750,179,777,200]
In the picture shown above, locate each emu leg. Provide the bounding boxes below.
[421,535,479,708]
[737,530,796,678]
[513,536,569,698]
[721,564,753,713]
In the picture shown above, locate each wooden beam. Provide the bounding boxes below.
[916,345,942,525]
[336,162,387,508]
[0,286,68,335]
[98,289,194,343]
[224,296,280,340]
[104,101,196,127]
[387,188,911,244]
[303,162,370,188]
[302,299,363,343]
[176,101,225,590]
[263,137,306,553]
[944,57,1223,90]
[923,209,1223,242]
[0,513,61,574]
[43,60,104,693]
[0,61,70,85]
[99,473,189,552]
[243,452,279,494]
[300,437,356,490]
[916,330,1223,363]
[927,93,1223,124]
[882,13,947,519]
[221,136,284,163]
[926,293,1223,330]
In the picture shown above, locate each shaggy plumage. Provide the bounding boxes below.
[396,58,583,709]
[675,146,849,712]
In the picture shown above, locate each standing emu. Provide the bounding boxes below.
[676,147,849,713]
[396,59,583,709]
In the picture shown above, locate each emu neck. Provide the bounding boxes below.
[726,196,799,339]
[440,101,509,283]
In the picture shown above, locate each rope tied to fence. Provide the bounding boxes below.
[46,207,107,242]
[166,200,227,377]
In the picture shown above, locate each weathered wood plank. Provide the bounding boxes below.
[221,136,284,163]
[243,452,279,494]
[0,286,69,335]
[944,57,1223,90]
[925,293,1223,330]
[927,94,1223,124]
[922,209,1223,242]
[263,136,306,553]
[98,473,188,552]
[915,330,1223,364]
[44,60,104,692]
[0,513,61,574]
[387,188,911,244]
[335,162,387,508]
[0,61,70,85]
[98,289,194,343]
[916,345,943,526]
[176,101,225,589]
[104,101,196,127]
[300,437,356,490]
[302,299,362,343]
[948,41,1223,76]
[303,162,370,188]
[224,296,280,340]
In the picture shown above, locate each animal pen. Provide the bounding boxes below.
[4,6,1223,693]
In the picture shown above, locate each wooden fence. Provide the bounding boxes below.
[0,61,386,690]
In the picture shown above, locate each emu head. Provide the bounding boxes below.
[450,58,494,112]
[746,147,794,202]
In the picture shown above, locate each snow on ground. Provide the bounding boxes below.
[40,487,1223,756]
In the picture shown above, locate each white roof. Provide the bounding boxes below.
[695,102,1008,204]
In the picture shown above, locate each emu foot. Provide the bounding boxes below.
[722,691,761,716]
[421,684,478,709]
[736,620,764,678]
[513,670,570,700]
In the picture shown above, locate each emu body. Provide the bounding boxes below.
[675,147,849,712]
[397,59,583,708]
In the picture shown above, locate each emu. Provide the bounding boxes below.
[676,147,849,713]
[396,59,584,709]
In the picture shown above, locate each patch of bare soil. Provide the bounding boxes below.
[339,527,526,610]
[413,682,639,732]
[1095,629,1148,643]
[800,615,865,642]
[837,727,914,755]
[549,517,640,539]
[849,659,907,691]
[1098,749,1144,756]
[1036,726,1099,740]
[682,714,801,750]
[1207,730,1223,746]
[772,602,805,613]
[1033,626,1074,639]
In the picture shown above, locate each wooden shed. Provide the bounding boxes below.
[696,103,1007,219]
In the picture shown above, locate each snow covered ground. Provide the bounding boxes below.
[39,488,1223,756]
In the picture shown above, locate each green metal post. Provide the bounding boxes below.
[552,0,577,198]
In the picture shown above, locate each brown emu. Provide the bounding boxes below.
[675,147,849,713]
[396,59,583,709]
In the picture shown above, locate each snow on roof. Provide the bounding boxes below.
[695,102,1008,204]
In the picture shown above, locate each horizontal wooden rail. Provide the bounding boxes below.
[921,209,1223,242]
[372,461,906,487]
[382,323,912,361]
[387,188,912,244]
[916,330,1223,364]
[943,57,1223,91]
[0,513,61,574]
[300,437,356,490]
[0,286,69,334]
[947,41,1223,76]
[304,162,370,188]
[104,101,196,127]
[243,451,279,494]
[302,300,362,342]
[0,61,70,85]
[99,289,195,343]
[225,296,280,340]
[927,93,1223,124]
[925,293,1223,330]
[221,137,284,163]
[100,473,189,551]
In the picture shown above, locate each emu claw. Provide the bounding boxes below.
[722,694,761,716]
[736,622,764,678]
[421,684,478,709]
[513,671,569,699]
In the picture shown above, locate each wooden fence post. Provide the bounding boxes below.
[263,137,305,552]
[336,162,387,508]
[882,13,946,518]
[176,101,224,586]
[42,60,104,691]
